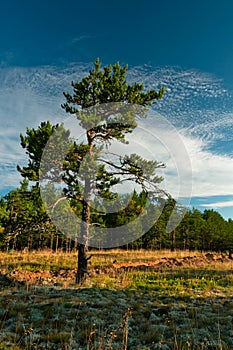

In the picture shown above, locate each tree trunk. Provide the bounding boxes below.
[171,230,176,252]
[27,233,32,251]
[74,238,78,252]
[50,233,54,252]
[76,243,88,283]
[229,249,232,259]
[76,177,91,284]
[75,133,94,284]
[55,233,59,253]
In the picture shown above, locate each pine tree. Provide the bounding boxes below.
[18,59,165,283]
[61,59,165,283]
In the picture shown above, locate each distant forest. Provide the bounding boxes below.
[1,179,233,256]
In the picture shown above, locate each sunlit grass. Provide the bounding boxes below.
[0,249,77,273]
[0,248,201,271]
[1,249,233,297]
[87,268,233,297]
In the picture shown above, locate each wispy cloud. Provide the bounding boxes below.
[0,63,233,217]
[178,133,233,197]
[71,34,96,44]
[200,200,233,209]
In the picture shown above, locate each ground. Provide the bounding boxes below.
[0,250,233,349]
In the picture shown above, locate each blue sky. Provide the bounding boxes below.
[1,0,233,83]
[0,0,233,220]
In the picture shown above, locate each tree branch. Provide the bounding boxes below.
[47,197,67,211]
[47,195,83,212]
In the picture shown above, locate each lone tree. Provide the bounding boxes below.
[18,59,165,284]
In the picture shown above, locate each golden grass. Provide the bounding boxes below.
[0,248,204,271]
[1,248,233,298]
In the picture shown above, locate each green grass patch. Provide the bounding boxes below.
[88,267,233,297]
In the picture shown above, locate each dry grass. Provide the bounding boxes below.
[0,248,204,269]
[0,249,233,349]
[1,248,233,297]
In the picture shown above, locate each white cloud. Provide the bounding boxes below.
[0,63,233,215]
[124,119,233,201]
[200,201,233,209]
[127,64,233,204]
[177,132,233,197]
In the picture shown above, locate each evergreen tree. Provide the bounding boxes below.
[202,209,227,251]
[17,121,64,182]
[226,219,233,258]
[1,180,55,250]
[19,59,165,283]
[61,59,165,282]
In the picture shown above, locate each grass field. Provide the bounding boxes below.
[0,249,233,349]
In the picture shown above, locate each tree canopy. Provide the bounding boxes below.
[16,59,166,283]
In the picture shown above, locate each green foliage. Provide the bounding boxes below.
[1,182,233,253]
[0,179,233,253]
[60,59,166,214]
[17,121,64,182]
[62,58,164,112]
[0,180,58,251]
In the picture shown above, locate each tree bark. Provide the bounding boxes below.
[76,243,88,283]
[171,230,176,252]
[76,176,91,284]
[76,132,94,284]
[229,249,232,259]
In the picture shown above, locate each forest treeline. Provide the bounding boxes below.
[0,179,232,255]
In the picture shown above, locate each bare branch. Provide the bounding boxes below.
[97,158,127,171]
[47,195,83,212]
[90,211,106,216]
[90,222,105,227]
[101,151,122,158]
[47,196,67,211]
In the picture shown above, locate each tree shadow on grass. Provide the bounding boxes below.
[0,272,24,288]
